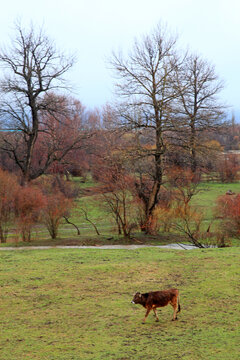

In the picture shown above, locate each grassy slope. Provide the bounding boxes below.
[0,247,239,359]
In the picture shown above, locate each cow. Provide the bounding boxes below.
[131,288,181,324]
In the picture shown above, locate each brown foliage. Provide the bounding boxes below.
[35,175,80,199]
[217,154,239,183]
[216,194,240,238]
[42,193,72,239]
[166,167,200,205]
[15,186,46,241]
[169,203,205,248]
[0,169,19,242]
[136,187,173,234]
[34,175,75,239]
[96,162,138,237]
[0,168,76,242]
[164,167,206,247]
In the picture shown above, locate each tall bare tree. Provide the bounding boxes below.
[0,23,78,184]
[173,54,225,172]
[110,24,181,232]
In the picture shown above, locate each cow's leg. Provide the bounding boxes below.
[153,308,159,322]
[142,307,151,323]
[170,301,178,321]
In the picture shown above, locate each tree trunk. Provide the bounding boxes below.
[143,120,163,233]
[190,117,197,173]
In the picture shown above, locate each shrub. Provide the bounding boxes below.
[42,193,72,239]
[0,169,19,242]
[216,194,240,239]
[33,176,76,239]
[15,186,46,241]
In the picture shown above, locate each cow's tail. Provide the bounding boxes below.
[177,292,181,313]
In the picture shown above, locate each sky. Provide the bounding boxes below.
[0,0,239,116]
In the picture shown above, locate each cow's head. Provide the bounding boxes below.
[131,292,142,304]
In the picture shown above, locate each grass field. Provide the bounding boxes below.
[0,247,239,359]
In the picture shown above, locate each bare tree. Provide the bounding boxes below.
[0,22,77,184]
[173,54,226,173]
[110,24,181,232]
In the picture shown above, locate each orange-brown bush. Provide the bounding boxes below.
[216,194,240,238]
[0,169,20,242]
[33,176,75,239]
[162,167,207,247]
[42,193,72,239]
[14,186,46,241]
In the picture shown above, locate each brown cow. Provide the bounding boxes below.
[131,289,181,323]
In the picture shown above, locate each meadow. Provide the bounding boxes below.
[0,247,239,359]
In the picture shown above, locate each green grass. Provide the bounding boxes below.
[0,247,239,359]
[193,182,240,218]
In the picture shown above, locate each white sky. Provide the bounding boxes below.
[0,0,240,115]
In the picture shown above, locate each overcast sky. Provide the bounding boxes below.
[0,0,239,116]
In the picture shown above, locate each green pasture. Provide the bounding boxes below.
[0,247,239,359]
[192,182,240,219]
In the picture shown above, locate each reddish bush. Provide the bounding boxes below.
[0,169,20,242]
[98,166,138,237]
[42,193,73,239]
[15,186,46,241]
[216,194,240,238]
